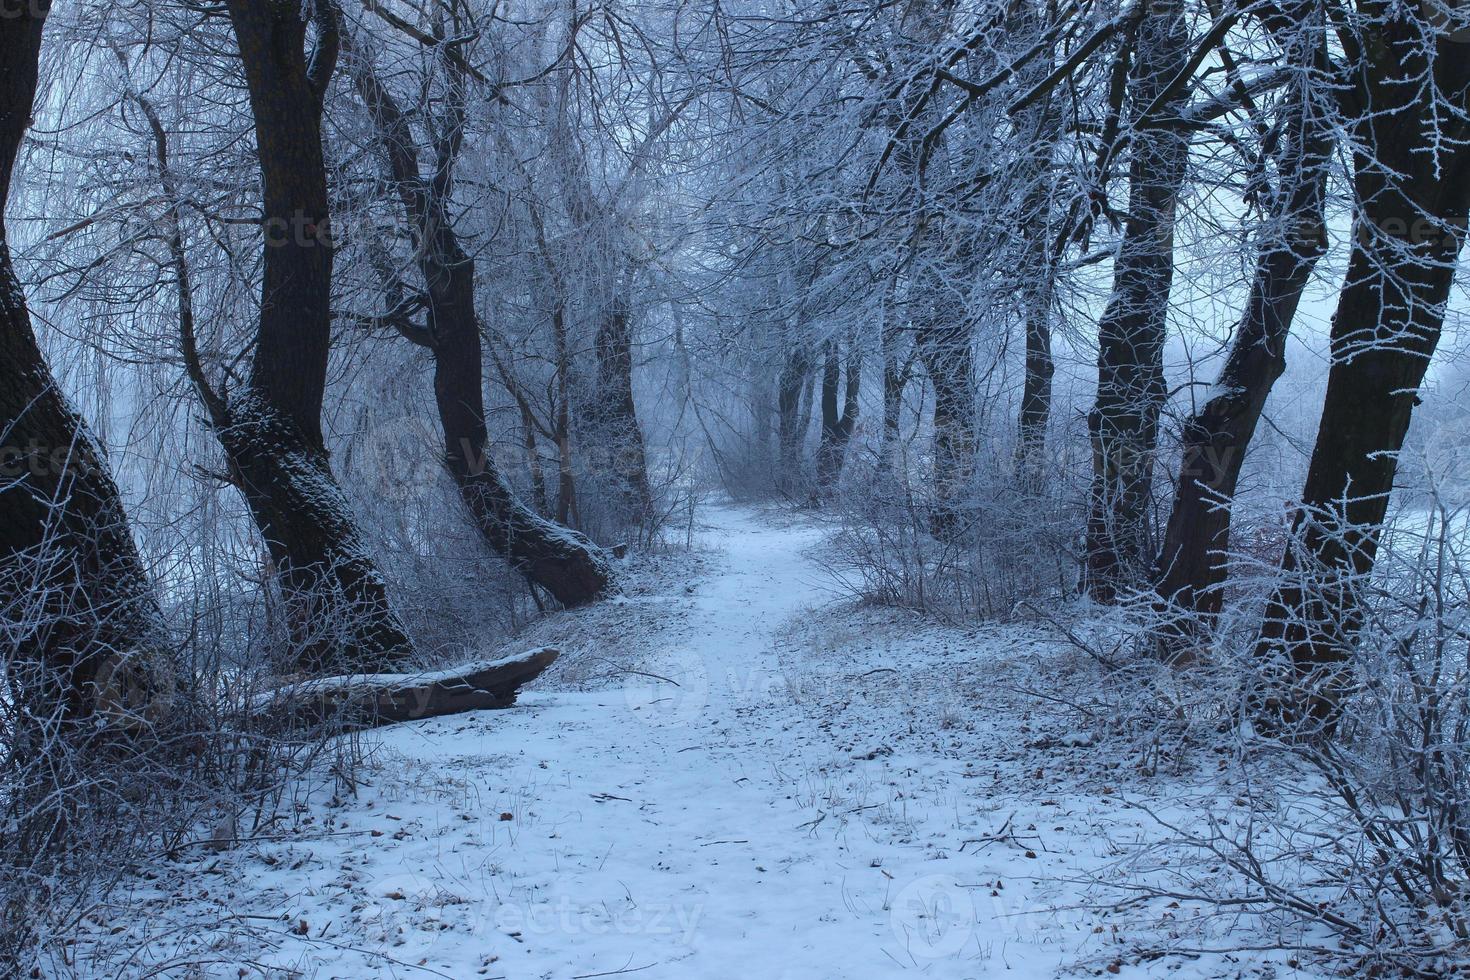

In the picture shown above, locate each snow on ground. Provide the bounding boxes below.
[63,505,1329,979]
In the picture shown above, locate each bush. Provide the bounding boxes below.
[1112,495,1470,975]
[825,456,1079,620]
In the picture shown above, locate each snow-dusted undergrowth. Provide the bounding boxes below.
[58,506,1336,979]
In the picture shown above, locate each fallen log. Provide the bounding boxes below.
[250,647,560,732]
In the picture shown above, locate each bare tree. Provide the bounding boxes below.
[1254,4,1470,727]
[0,1,166,723]
[583,267,654,523]
[814,336,861,497]
[1011,0,1063,489]
[344,12,611,607]
[1154,4,1335,625]
[1083,0,1190,603]
[213,0,414,673]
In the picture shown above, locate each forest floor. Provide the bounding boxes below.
[63,504,1328,979]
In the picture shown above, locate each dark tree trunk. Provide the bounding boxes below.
[584,276,652,526]
[1154,26,1333,622]
[1254,18,1470,727]
[879,282,910,472]
[349,45,610,608]
[914,307,976,538]
[814,339,861,497]
[1016,194,1057,489]
[776,343,812,487]
[0,2,167,722]
[221,0,413,675]
[549,304,579,529]
[1013,4,1059,488]
[1083,0,1190,603]
[881,356,905,469]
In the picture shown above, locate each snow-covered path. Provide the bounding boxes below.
[85,505,1277,979]
[377,505,934,979]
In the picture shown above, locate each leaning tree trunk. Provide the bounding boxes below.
[222,1,413,674]
[1254,17,1470,728]
[0,2,168,724]
[814,339,861,499]
[1083,0,1190,603]
[1154,25,1333,623]
[349,45,610,608]
[433,257,609,607]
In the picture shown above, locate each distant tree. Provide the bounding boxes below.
[345,20,611,607]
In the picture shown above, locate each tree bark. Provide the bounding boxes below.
[879,279,911,473]
[252,647,560,732]
[220,0,414,675]
[776,342,812,488]
[1254,16,1470,727]
[1083,0,1190,603]
[914,298,976,538]
[348,42,610,608]
[1016,231,1057,488]
[584,280,653,525]
[1154,23,1333,622]
[1013,4,1060,489]
[814,339,861,497]
[0,3,169,726]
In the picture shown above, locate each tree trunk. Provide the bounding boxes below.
[585,277,653,525]
[776,342,812,488]
[1083,0,1190,603]
[252,647,560,732]
[348,44,610,608]
[550,304,578,529]
[1254,18,1470,727]
[0,2,167,723]
[879,281,909,473]
[1013,4,1060,489]
[1016,199,1058,489]
[914,305,976,538]
[222,0,413,675]
[814,340,861,498]
[1154,28,1333,622]
[519,400,549,515]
